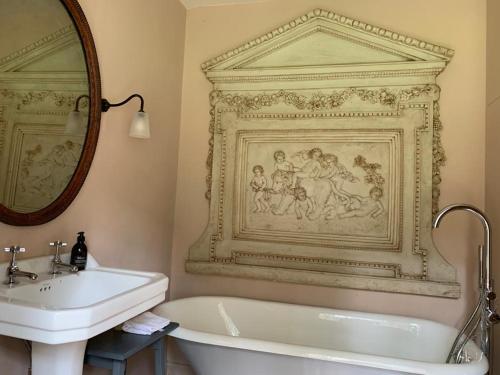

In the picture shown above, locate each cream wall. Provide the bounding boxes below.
[0,0,186,374]
[486,0,500,368]
[171,0,487,368]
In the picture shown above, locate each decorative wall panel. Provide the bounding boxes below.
[187,9,459,297]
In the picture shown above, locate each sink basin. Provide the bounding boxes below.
[3,269,154,308]
[0,254,168,374]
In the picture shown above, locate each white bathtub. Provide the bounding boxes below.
[153,296,488,375]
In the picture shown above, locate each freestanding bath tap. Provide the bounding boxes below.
[432,204,500,371]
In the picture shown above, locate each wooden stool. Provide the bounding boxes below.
[84,322,179,375]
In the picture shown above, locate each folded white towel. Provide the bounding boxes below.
[122,312,171,335]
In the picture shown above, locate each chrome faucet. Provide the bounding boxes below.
[49,241,78,274]
[4,246,38,285]
[433,204,500,370]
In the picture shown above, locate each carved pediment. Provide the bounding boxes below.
[0,25,84,73]
[202,9,454,85]
[240,30,412,69]
[189,8,459,298]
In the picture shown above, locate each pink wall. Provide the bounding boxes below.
[0,0,496,373]
[0,0,186,374]
[171,0,486,360]
[486,0,500,368]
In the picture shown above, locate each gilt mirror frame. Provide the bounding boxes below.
[187,9,460,298]
[0,0,101,226]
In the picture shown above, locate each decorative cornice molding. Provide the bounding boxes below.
[180,0,268,9]
[201,8,454,71]
[206,68,444,83]
[0,25,78,72]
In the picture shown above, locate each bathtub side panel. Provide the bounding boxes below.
[175,338,414,375]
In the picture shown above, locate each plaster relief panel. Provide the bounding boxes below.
[4,122,83,212]
[187,9,459,298]
[234,129,400,249]
[0,23,88,212]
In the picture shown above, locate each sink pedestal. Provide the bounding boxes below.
[0,255,168,375]
[32,340,87,375]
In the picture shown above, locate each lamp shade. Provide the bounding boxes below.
[129,111,150,139]
[65,110,84,135]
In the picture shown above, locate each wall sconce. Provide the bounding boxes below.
[65,94,89,135]
[66,93,151,139]
[101,94,150,139]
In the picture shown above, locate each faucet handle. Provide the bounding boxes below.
[4,246,26,254]
[49,241,67,248]
[49,241,67,258]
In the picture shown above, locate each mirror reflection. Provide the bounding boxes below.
[0,0,89,213]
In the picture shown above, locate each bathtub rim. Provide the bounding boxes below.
[155,296,489,375]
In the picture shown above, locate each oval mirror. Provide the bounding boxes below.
[0,0,101,226]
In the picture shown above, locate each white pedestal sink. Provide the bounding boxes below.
[0,254,168,375]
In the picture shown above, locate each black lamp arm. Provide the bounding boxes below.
[74,94,90,111]
[101,94,145,113]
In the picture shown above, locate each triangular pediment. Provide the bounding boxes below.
[19,43,86,72]
[0,25,84,73]
[243,29,411,69]
[202,9,453,73]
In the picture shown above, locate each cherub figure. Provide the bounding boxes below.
[250,165,270,213]
[319,153,356,203]
[294,186,315,220]
[271,150,294,192]
[294,147,323,180]
[339,187,384,219]
[273,150,294,173]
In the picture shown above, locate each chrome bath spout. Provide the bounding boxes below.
[433,204,492,292]
[432,204,499,371]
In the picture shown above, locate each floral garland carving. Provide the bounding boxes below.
[353,155,385,189]
[209,85,433,113]
[205,85,435,200]
[432,101,446,215]
[0,89,87,110]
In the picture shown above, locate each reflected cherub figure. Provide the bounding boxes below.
[271,150,294,193]
[339,187,384,219]
[294,186,315,220]
[250,165,270,213]
[273,150,293,173]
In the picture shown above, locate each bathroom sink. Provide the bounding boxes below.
[3,269,156,307]
[0,267,168,344]
[0,254,168,375]
[0,266,168,344]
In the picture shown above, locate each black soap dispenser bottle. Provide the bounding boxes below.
[70,232,88,271]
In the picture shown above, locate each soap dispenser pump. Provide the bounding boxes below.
[70,231,87,271]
